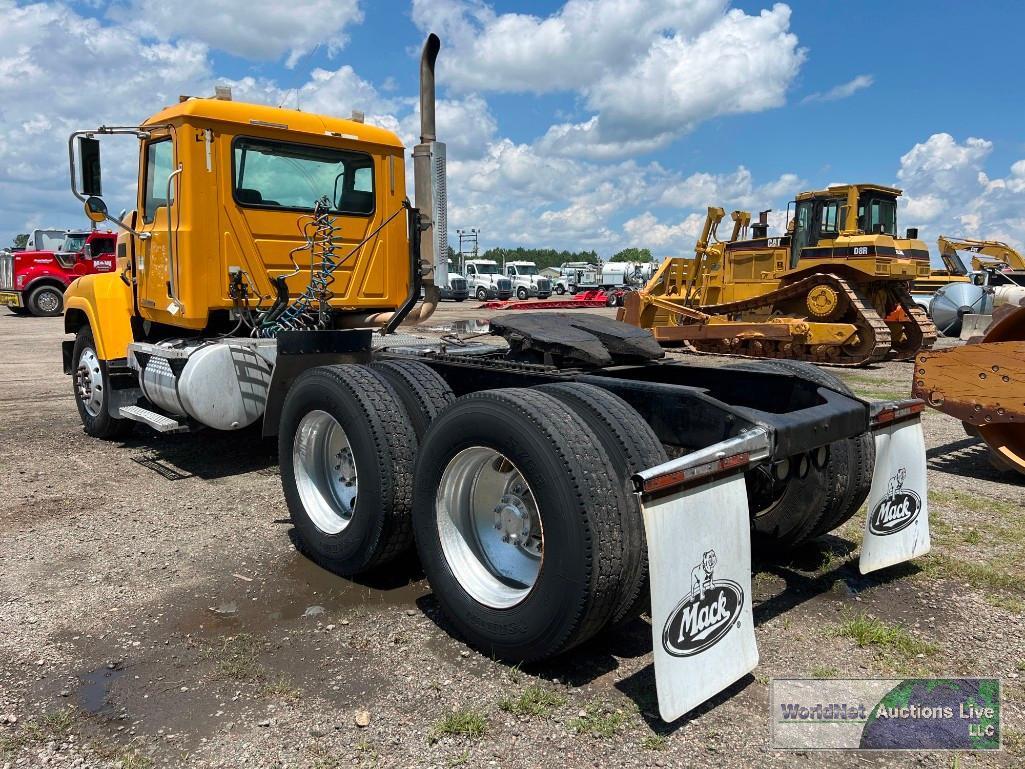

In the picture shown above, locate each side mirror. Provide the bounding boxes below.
[78,136,102,196]
[84,195,108,224]
[83,243,93,260]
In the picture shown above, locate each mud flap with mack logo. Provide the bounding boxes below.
[860,406,930,574]
[632,429,769,723]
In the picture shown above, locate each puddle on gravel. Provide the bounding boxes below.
[177,552,429,636]
[77,664,126,715]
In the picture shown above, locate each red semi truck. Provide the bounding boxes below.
[0,229,117,316]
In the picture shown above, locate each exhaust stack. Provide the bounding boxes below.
[413,34,447,296]
[348,34,446,330]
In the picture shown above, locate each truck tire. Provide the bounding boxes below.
[475,287,488,301]
[7,306,30,316]
[748,359,874,538]
[279,364,416,575]
[727,360,873,549]
[516,287,529,300]
[72,326,133,439]
[555,285,565,295]
[537,382,667,624]
[28,284,64,316]
[413,388,626,661]
[370,360,455,440]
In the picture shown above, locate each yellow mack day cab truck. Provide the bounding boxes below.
[61,36,932,722]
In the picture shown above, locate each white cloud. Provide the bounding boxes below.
[416,0,805,157]
[113,0,364,68]
[897,133,1025,248]
[657,166,804,210]
[412,0,727,93]
[801,73,873,104]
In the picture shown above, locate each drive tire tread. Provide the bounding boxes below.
[537,382,666,624]
[371,360,455,440]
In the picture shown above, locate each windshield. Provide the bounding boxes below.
[857,196,898,235]
[62,235,87,253]
[474,263,500,275]
[516,265,539,275]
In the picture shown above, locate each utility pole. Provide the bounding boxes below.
[455,228,479,275]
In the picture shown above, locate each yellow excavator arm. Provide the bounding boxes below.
[937,235,1025,273]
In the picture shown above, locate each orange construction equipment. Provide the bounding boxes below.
[913,302,1025,475]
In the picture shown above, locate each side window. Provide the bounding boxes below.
[143,140,175,224]
[233,138,375,215]
[506,266,515,276]
[93,238,115,255]
[819,201,840,234]
[353,166,373,193]
[467,265,476,275]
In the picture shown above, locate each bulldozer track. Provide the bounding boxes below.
[890,283,937,360]
[679,273,893,367]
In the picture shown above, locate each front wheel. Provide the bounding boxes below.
[72,326,133,439]
[516,287,529,301]
[555,285,565,295]
[28,285,64,317]
[475,287,488,301]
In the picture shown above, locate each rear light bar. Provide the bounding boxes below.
[633,428,771,495]
[870,399,925,429]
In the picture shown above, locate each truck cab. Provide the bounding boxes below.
[438,259,468,301]
[505,261,552,300]
[464,259,512,300]
[0,229,116,316]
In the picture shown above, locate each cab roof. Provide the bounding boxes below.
[797,183,903,201]
[144,98,404,149]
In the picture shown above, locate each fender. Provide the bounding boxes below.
[64,272,135,361]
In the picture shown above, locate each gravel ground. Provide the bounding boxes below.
[0,304,1022,768]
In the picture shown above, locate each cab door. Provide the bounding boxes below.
[135,134,181,320]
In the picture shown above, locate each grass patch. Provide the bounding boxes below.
[213,633,263,682]
[261,674,300,702]
[919,554,1021,593]
[829,611,937,656]
[929,488,1021,517]
[499,684,566,718]
[985,593,1025,613]
[568,701,630,739]
[429,709,488,744]
[810,666,839,679]
[0,708,75,756]
[641,734,668,751]
[116,749,153,769]
[447,750,470,767]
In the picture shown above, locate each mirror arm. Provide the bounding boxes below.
[68,125,169,240]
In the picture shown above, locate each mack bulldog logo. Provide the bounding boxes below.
[662,549,744,657]
[869,467,921,536]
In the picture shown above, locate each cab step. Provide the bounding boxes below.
[118,405,188,433]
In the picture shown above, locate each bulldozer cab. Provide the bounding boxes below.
[789,185,901,268]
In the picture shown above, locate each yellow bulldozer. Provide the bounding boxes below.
[620,184,937,366]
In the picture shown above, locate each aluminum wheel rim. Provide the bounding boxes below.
[75,347,104,417]
[436,447,544,609]
[292,410,358,535]
[36,289,60,314]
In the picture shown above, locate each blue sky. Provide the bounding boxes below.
[2,0,1024,258]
